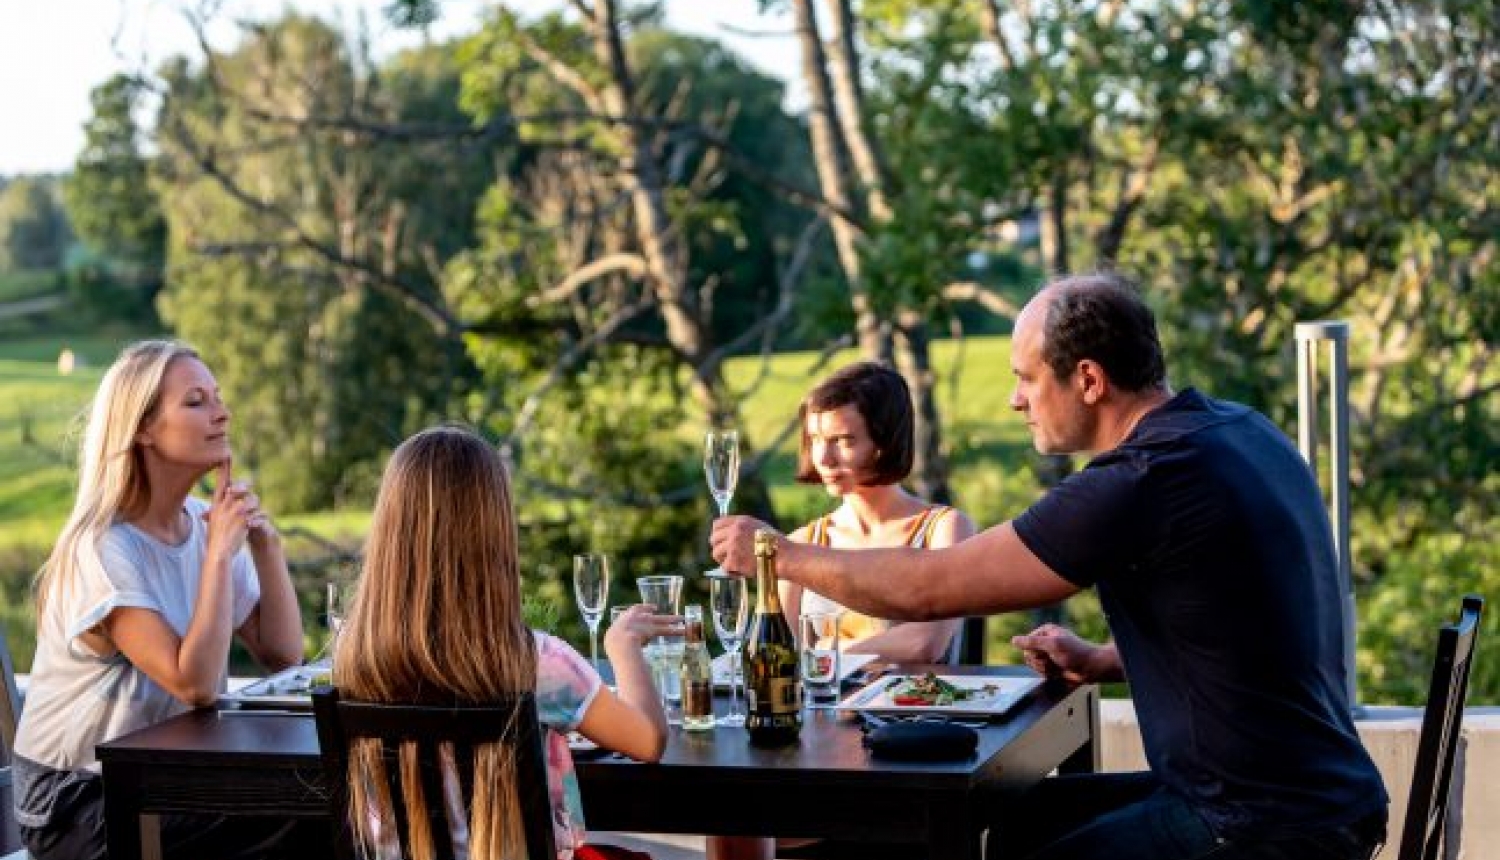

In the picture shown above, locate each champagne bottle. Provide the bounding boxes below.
[680,605,715,731]
[743,529,801,745]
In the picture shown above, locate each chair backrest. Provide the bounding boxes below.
[0,627,25,855]
[0,626,22,760]
[954,616,986,665]
[312,686,557,860]
[940,620,966,665]
[1397,594,1484,860]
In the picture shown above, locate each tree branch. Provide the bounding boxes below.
[941,280,1021,320]
[528,252,652,306]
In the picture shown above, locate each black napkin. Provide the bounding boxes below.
[864,720,978,761]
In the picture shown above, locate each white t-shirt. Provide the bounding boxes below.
[14,496,260,778]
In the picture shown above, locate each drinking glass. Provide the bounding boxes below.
[637,575,685,721]
[709,573,749,726]
[800,611,842,706]
[573,553,612,670]
[704,430,740,575]
[323,579,356,664]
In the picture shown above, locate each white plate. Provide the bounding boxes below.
[220,660,331,711]
[834,673,1042,718]
[711,652,876,689]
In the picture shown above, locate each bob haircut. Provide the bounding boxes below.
[794,362,914,487]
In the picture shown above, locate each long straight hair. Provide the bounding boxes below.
[334,426,537,860]
[35,341,199,614]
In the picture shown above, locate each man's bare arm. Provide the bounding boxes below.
[712,516,1080,621]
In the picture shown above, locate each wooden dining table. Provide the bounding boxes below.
[97,665,1098,860]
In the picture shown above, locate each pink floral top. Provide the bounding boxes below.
[533,630,605,857]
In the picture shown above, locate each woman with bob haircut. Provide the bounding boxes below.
[333,425,674,860]
[13,340,308,860]
[709,362,977,860]
[783,361,976,662]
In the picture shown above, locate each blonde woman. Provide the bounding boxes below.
[13,341,307,860]
[334,426,672,860]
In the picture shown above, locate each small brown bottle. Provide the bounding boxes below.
[680,605,715,731]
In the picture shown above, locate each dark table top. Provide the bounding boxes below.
[97,664,1096,857]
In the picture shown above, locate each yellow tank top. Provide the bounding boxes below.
[800,506,953,644]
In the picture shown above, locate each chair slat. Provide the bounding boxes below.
[1397,594,1483,860]
[382,738,413,856]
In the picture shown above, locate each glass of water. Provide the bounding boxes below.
[637,575,684,721]
[800,611,842,707]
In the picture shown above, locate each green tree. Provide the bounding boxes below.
[153,16,483,511]
[63,74,167,324]
[446,8,816,584]
[0,176,71,272]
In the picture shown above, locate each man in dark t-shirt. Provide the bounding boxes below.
[711,273,1387,860]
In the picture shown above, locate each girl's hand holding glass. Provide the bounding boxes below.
[604,604,683,653]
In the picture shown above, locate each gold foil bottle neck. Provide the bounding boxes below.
[754,529,778,558]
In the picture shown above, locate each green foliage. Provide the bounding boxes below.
[0,177,72,272]
[62,74,165,326]
[153,16,485,513]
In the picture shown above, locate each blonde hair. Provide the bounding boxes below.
[333,426,537,860]
[36,340,200,613]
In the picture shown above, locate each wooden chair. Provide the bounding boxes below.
[312,686,556,860]
[1397,594,1484,860]
[0,627,30,858]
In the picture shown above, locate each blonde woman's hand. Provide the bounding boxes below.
[603,604,682,653]
[204,459,253,563]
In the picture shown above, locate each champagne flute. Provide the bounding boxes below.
[573,553,611,670]
[324,579,354,663]
[704,429,740,575]
[709,573,749,727]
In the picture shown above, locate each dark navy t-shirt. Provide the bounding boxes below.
[1013,389,1386,839]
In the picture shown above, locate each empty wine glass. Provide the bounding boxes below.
[709,573,749,726]
[324,579,355,662]
[573,553,612,670]
[704,429,740,575]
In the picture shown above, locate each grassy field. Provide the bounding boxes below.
[0,332,1061,670]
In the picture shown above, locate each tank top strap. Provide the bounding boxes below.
[809,515,833,547]
[907,505,953,549]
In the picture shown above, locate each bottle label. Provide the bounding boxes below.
[682,680,713,718]
[763,677,800,714]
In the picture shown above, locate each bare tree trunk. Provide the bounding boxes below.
[821,0,891,221]
[803,0,953,503]
[894,313,950,504]
[587,0,773,519]
[791,0,890,362]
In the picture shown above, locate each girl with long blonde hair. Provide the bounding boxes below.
[334,425,672,860]
[14,340,307,859]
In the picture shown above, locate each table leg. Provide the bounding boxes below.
[140,814,164,860]
[925,792,984,860]
[102,761,146,860]
[1057,685,1100,775]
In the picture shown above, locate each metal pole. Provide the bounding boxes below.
[1294,321,1357,709]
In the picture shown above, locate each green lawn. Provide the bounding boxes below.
[0,270,61,304]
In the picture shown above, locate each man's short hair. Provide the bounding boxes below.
[795,362,914,486]
[1041,272,1168,393]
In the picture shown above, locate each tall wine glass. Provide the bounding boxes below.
[573,553,611,670]
[709,573,749,726]
[325,579,355,662]
[704,430,740,575]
